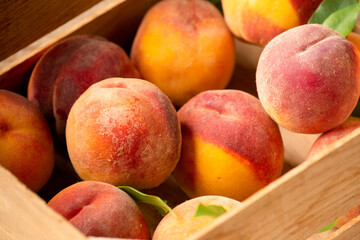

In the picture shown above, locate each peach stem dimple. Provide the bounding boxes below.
[297,35,335,54]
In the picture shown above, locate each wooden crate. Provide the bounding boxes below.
[1,0,360,239]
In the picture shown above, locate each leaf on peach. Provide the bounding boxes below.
[194,203,227,218]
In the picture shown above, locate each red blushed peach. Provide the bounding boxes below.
[66,78,181,189]
[28,35,140,139]
[222,0,323,46]
[0,90,54,192]
[306,117,360,161]
[153,195,241,240]
[256,24,360,134]
[48,181,150,239]
[173,90,284,201]
[131,0,235,106]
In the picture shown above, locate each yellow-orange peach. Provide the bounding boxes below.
[173,90,284,201]
[131,0,235,106]
[66,78,181,189]
[256,24,360,134]
[28,35,140,139]
[222,0,323,46]
[0,90,54,192]
[153,195,241,240]
[48,181,150,239]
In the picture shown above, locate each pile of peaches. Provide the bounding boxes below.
[1,0,360,239]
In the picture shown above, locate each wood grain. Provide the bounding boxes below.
[0,0,159,92]
[0,0,101,61]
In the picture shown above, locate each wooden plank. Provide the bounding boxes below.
[0,0,159,92]
[0,165,87,240]
[0,0,102,61]
[307,231,334,240]
[190,128,360,240]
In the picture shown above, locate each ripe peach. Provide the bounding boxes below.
[0,90,54,192]
[256,24,360,134]
[131,0,235,106]
[222,0,323,46]
[153,195,241,240]
[66,78,181,189]
[306,117,360,161]
[28,35,140,139]
[173,90,284,201]
[48,181,150,239]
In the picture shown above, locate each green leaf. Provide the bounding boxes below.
[194,203,227,218]
[308,0,358,24]
[118,186,174,217]
[317,218,340,233]
[322,3,360,37]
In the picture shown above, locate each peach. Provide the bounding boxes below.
[47,181,150,239]
[28,35,140,139]
[66,78,181,189]
[306,117,360,161]
[153,195,241,240]
[256,24,360,134]
[131,0,235,106]
[222,0,323,46]
[0,90,54,192]
[173,90,284,201]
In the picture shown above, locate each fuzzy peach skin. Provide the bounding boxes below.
[173,90,284,201]
[222,0,323,46]
[153,195,241,240]
[28,35,140,139]
[0,90,54,192]
[305,117,360,229]
[131,0,235,106]
[306,117,360,161]
[256,24,360,134]
[66,78,181,189]
[48,181,150,239]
